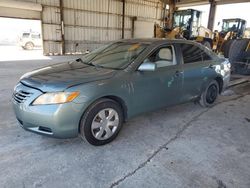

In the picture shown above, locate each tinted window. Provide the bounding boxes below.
[180,44,212,64]
[144,46,176,68]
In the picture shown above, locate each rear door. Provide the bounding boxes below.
[178,43,214,102]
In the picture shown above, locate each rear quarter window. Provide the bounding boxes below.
[180,43,212,64]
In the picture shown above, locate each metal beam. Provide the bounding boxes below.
[167,0,176,28]
[59,0,65,54]
[176,0,209,7]
[207,0,216,30]
[216,0,250,5]
[176,0,250,7]
[0,0,42,11]
[122,0,125,39]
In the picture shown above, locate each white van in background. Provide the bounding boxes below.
[19,32,42,50]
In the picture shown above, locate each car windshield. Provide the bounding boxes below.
[22,33,30,38]
[80,42,148,69]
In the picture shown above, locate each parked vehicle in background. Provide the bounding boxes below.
[213,18,247,57]
[12,39,230,146]
[19,32,42,50]
[156,9,213,48]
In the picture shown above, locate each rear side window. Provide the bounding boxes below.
[180,43,212,64]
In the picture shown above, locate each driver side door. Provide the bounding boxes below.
[129,44,183,116]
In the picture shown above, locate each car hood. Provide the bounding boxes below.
[20,59,117,92]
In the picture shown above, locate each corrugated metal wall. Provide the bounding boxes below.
[14,0,163,54]
[63,0,163,54]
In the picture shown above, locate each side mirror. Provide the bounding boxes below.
[138,62,156,72]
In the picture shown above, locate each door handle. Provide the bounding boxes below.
[175,70,183,76]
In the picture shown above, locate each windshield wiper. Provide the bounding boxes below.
[76,58,88,64]
[77,58,120,70]
[77,58,100,67]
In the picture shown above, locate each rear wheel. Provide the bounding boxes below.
[199,80,219,107]
[80,99,124,146]
[24,42,34,50]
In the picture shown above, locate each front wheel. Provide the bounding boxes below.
[80,99,124,146]
[199,80,219,107]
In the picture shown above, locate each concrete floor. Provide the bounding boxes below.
[0,56,250,188]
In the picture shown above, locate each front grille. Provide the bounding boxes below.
[13,90,32,103]
[38,126,52,133]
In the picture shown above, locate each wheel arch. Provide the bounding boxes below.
[200,75,223,97]
[78,95,128,133]
[25,41,34,46]
[215,76,223,94]
[103,95,128,121]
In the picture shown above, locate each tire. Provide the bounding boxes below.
[199,80,219,107]
[229,39,249,63]
[202,41,211,49]
[79,98,124,146]
[222,39,233,58]
[24,42,34,50]
[229,39,250,73]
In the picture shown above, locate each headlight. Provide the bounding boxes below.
[32,91,80,105]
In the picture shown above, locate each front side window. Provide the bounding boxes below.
[143,46,176,68]
[22,33,30,38]
[80,42,148,69]
[180,44,212,64]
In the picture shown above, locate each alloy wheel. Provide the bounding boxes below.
[91,108,119,140]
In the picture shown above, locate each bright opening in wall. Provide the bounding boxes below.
[0,17,50,61]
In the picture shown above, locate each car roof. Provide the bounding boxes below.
[120,38,217,59]
[119,38,200,45]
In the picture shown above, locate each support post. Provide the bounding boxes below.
[122,0,125,39]
[59,0,65,54]
[167,0,176,29]
[207,0,217,31]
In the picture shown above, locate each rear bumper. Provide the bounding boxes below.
[223,71,230,90]
[12,83,87,139]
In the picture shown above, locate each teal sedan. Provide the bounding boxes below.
[12,39,230,145]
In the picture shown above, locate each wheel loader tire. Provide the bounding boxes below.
[229,39,249,63]
[222,39,233,58]
[229,39,250,74]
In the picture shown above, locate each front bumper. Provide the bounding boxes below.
[12,83,86,138]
